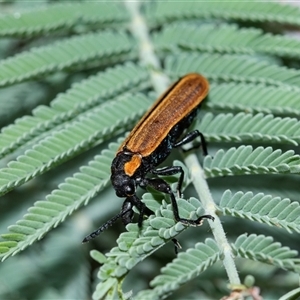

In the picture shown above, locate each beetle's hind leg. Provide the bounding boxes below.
[151,166,184,197]
[174,130,208,156]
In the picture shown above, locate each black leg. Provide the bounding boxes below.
[121,197,135,225]
[174,130,208,156]
[171,238,182,254]
[151,166,184,197]
[126,194,153,227]
[145,178,214,226]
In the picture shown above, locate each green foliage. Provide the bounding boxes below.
[0,2,128,36]
[0,30,137,87]
[198,112,300,145]
[206,83,300,117]
[0,1,300,300]
[219,190,300,233]
[145,0,300,27]
[232,234,300,272]
[155,23,300,59]
[166,52,300,89]
[136,239,220,299]
[204,146,300,177]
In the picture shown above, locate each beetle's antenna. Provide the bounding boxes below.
[82,206,131,243]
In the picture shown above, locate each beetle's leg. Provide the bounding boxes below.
[151,166,184,197]
[82,199,133,243]
[126,194,153,227]
[174,130,208,156]
[121,197,135,225]
[145,178,214,226]
[172,238,182,254]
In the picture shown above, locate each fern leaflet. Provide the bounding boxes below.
[146,1,300,27]
[0,62,149,158]
[207,82,300,118]
[204,146,300,177]
[232,234,300,272]
[94,194,210,296]
[0,30,137,87]
[0,93,151,197]
[0,3,127,37]
[155,23,300,59]
[0,141,118,260]
[198,112,300,145]
[136,239,220,300]
[166,53,300,90]
[219,190,300,233]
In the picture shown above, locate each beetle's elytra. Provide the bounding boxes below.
[83,73,214,243]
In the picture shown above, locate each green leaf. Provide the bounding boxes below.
[0,30,137,87]
[0,62,149,159]
[0,3,128,37]
[207,82,300,118]
[0,142,118,260]
[204,146,300,177]
[136,239,220,300]
[166,53,300,90]
[94,194,209,295]
[155,23,300,59]
[147,1,300,27]
[219,190,300,233]
[198,112,300,145]
[0,93,151,197]
[233,234,300,272]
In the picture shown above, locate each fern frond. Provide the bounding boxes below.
[198,112,300,145]
[0,93,150,197]
[166,53,300,90]
[204,146,300,177]
[207,83,300,118]
[0,141,118,260]
[0,30,136,87]
[136,239,220,300]
[94,194,209,295]
[146,1,300,27]
[0,62,149,158]
[0,216,88,296]
[219,190,300,233]
[0,3,127,37]
[232,234,300,272]
[155,23,300,59]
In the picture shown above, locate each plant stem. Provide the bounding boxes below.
[125,0,241,287]
[184,153,241,285]
[124,0,170,94]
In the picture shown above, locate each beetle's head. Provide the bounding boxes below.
[111,173,136,198]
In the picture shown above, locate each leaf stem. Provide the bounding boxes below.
[125,0,240,287]
[184,153,241,285]
[124,0,170,93]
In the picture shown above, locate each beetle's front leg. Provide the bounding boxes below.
[145,177,214,226]
[124,194,154,227]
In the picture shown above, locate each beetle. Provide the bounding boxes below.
[83,73,214,243]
